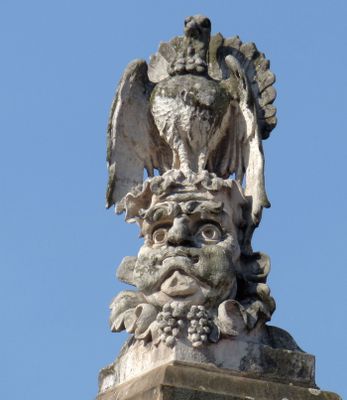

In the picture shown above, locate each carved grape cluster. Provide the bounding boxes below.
[156,303,185,347]
[187,305,212,347]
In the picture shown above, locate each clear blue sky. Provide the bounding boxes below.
[1,1,346,399]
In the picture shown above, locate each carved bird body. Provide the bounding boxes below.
[151,74,230,172]
[150,15,225,173]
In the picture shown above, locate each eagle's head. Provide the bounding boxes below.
[168,15,211,76]
[184,15,211,42]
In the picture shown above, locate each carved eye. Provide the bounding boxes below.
[201,19,211,29]
[196,223,222,244]
[152,227,168,245]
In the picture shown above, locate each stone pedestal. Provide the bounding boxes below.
[97,362,341,400]
[97,334,341,400]
[98,336,316,391]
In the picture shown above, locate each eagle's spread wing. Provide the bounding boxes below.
[219,55,270,228]
[106,60,171,211]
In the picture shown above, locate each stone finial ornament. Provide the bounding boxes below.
[98,15,341,400]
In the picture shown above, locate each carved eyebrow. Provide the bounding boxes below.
[181,200,224,215]
[143,202,181,223]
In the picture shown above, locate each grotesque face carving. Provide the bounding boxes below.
[112,174,275,345]
[131,198,240,310]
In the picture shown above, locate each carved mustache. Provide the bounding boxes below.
[159,247,200,264]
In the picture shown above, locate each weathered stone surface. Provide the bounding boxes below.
[98,336,315,394]
[108,172,275,347]
[97,363,341,400]
[99,14,341,400]
[106,15,275,236]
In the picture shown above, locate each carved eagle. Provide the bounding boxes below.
[106,15,276,228]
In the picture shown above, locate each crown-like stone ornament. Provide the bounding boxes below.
[98,15,341,400]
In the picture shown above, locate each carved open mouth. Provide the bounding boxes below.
[160,269,199,297]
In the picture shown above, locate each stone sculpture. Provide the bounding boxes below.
[98,15,341,400]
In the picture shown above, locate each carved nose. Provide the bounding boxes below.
[167,216,192,246]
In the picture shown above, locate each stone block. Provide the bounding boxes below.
[98,338,316,393]
[97,362,341,400]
